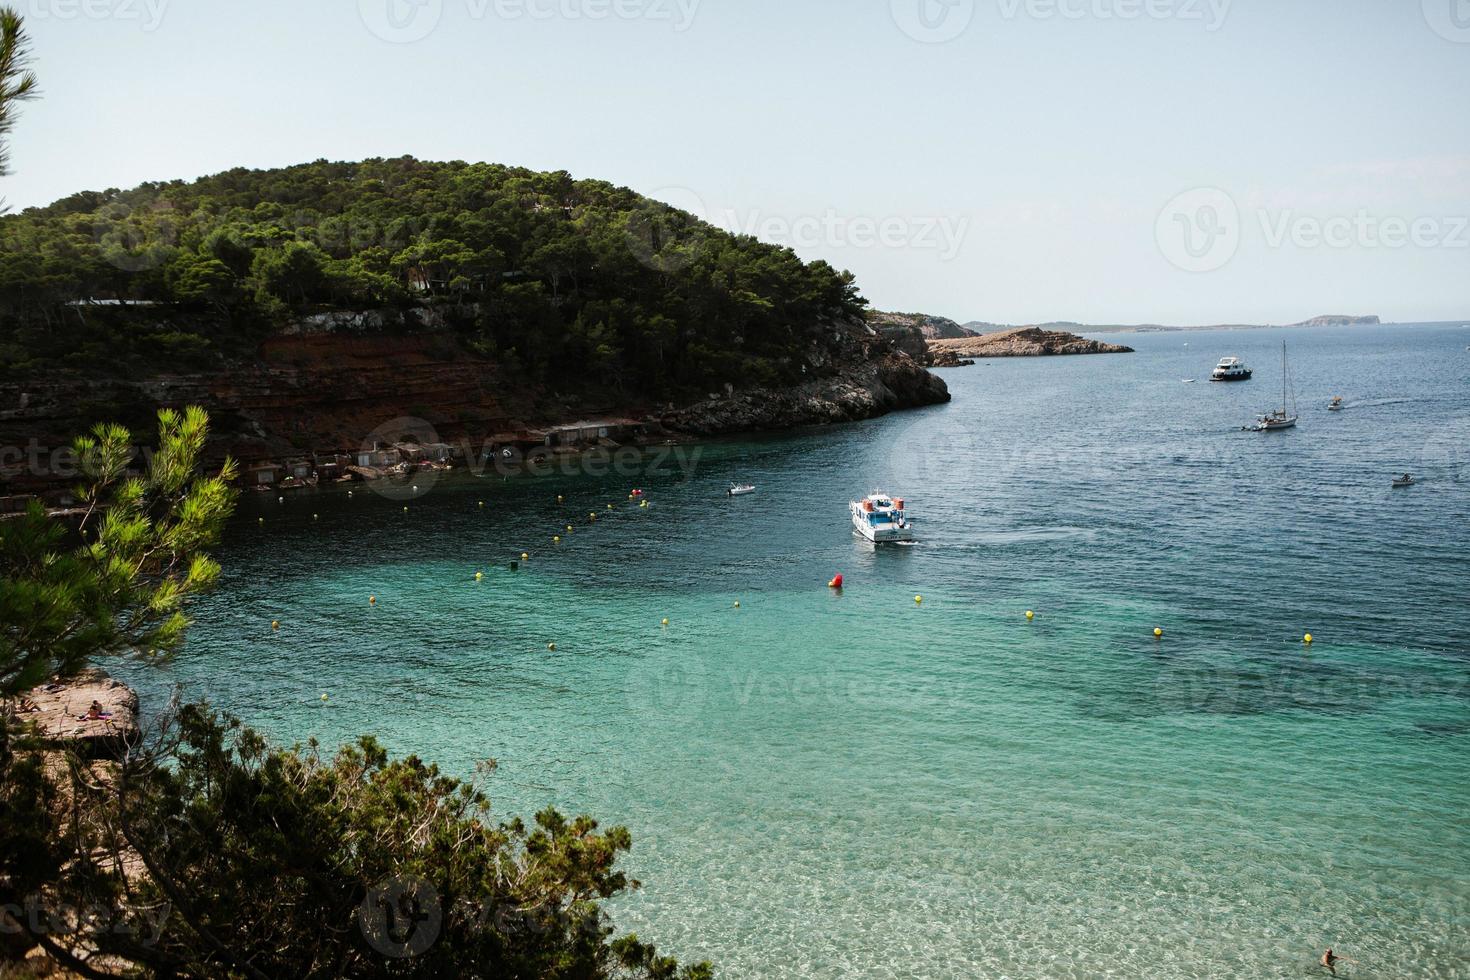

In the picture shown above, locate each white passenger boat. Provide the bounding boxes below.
[727,484,756,497]
[850,492,913,543]
[1211,356,1252,381]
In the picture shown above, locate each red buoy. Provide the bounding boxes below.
[829,573,844,589]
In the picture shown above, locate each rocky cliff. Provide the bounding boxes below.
[665,323,949,433]
[928,327,1133,363]
[0,312,947,493]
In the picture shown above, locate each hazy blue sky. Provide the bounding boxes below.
[4,0,1468,324]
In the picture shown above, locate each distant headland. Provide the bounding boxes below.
[958,314,1382,335]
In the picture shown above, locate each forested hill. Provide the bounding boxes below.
[0,157,868,396]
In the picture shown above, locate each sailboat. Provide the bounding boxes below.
[1251,341,1298,431]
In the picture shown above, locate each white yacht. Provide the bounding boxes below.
[727,484,756,497]
[1211,356,1252,382]
[850,492,913,543]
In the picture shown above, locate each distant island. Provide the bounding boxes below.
[867,311,1133,367]
[958,314,1382,334]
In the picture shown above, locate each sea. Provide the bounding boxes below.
[117,321,1470,979]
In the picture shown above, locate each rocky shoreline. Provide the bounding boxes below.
[0,314,948,499]
[17,669,140,759]
[928,327,1133,364]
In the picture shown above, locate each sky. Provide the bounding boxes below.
[2,0,1468,325]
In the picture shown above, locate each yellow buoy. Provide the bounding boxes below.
[271,620,280,631]
[557,495,564,503]
[661,618,669,626]
[915,595,923,605]
[1304,633,1314,644]
[566,525,574,532]
[475,571,483,581]
[554,535,561,543]
[640,500,648,508]
[1026,610,1034,620]
[547,642,556,651]
[479,500,484,507]
[1154,627,1163,638]
[258,517,264,524]
[521,552,529,561]
[403,506,409,512]
[320,693,329,702]
[369,596,376,605]
[607,503,614,510]
[312,513,318,520]
[734,601,741,608]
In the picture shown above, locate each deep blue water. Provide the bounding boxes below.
[118,322,1470,978]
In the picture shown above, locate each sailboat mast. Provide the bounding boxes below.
[1281,340,1287,414]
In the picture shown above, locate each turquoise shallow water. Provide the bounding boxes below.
[120,323,1469,978]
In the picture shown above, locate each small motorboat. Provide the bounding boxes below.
[727,484,756,497]
[1181,378,1197,383]
[1328,396,1343,411]
[850,492,914,543]
[1391,474,1415,488]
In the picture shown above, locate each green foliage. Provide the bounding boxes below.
[20,705,709,979]
[0,158,867,394]
[0,406,237,697]
[0,5,38,181]
[0,409,710,977]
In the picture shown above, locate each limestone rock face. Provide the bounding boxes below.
[928,327,1133,362]
[663,324,950,435]
[23,670,140,759]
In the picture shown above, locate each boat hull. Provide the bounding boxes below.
[1210,372,1252,382]
[852,517,914,543]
